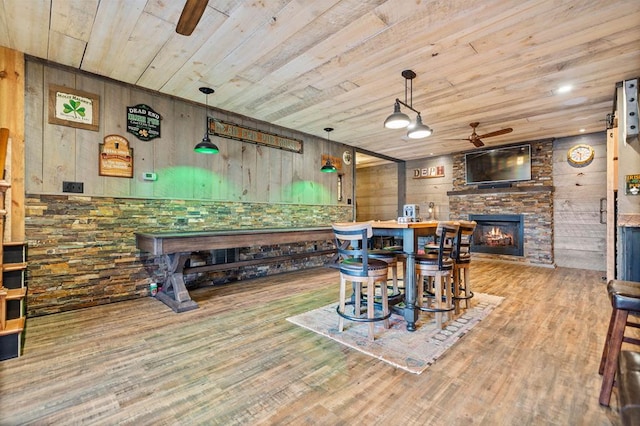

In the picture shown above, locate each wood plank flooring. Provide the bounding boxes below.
[0,261,630,425]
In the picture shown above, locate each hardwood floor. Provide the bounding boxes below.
[0,261,629,425]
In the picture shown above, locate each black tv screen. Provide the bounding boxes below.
[465,144,531,185]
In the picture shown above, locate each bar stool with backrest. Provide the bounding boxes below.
[368,242,404,301]
[598,279,640,406]
[453,220,477,313]
[415,221,459,329]
[332,222,391,341]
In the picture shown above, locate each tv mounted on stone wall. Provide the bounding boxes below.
[465,144,531,185]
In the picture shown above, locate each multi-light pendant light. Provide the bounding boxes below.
[384,70,433,139]
[320,127,337,173]
[194,87,219,154]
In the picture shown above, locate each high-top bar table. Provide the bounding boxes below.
[369,220,438,331]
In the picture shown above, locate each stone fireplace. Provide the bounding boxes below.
[447,139,555,266]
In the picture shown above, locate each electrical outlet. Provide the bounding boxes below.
[62,181,84,193]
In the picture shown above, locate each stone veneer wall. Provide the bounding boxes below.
[25,195,352,316]
[448,139,555,265]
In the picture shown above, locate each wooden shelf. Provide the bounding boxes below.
[3,262,27,272]
[0,317,25,336]
[6,288,26,300]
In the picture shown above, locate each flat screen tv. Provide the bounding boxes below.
[465,144,531,185]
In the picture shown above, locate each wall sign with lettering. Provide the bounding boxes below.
[209,118,303,153]
[99,135,133,178]
[127,104,161,141]
[48,85,100,131]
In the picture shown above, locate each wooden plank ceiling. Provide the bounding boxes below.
[1,0,639,166]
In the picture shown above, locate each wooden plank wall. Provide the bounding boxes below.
[553,132,607,271]
[24,59,352,206]
[355,162,398,221]
[405,156,454,221]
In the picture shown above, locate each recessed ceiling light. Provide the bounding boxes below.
[557,84,573,94]
[579,128,586,133]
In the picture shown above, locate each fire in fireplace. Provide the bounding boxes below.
[469,214,524,256]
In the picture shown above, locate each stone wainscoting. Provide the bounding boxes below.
[25,195,351,316]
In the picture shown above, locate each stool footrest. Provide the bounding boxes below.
[336,302,392,323]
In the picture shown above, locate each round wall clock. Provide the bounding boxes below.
[567,144,594,167]
[342,150,352,165]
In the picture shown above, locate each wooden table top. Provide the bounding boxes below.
[369,220,439,229]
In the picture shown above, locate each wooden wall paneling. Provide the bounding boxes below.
[311,137,325,205]
[159,101,197,199]
[24,60,44,194]
[241,140,258,202]
[553,133,607,271]
[75,73,105,196]
[356,163,398,221]
[225,122,243,202]
[291,139,307,204]
[280,150,293,203]
[42,67,77,194]
[207,109,229,201]
[101,81,132,196]
[128,89,165,199]
[210,137,227,201]
[267,143,281,203]
[254,144,270,203]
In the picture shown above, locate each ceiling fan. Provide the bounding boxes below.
[176,0,208,36]
[460,122,513,147]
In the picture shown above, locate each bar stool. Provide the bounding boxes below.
[368,245,404,299]
[598,279,640,406]
[453,220,476,313]
[415,221,459,329]
[332,222,391,341]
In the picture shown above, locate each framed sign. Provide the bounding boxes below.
[626,174,640,195]
[209,118,303,153]
[48,85,100,131]
[99,135,133,178]
[126,104,161,141]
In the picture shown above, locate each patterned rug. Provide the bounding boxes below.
[287,293,504,374]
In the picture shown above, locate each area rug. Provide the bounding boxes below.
[286,293,504,374]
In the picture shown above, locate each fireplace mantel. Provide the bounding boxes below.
[447,185,554,196]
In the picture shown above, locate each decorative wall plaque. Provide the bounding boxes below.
[126,104,161,141]
[99,135,133,178]
[48,85,100,131]
[626,174,640,195]
[209,118,303,153]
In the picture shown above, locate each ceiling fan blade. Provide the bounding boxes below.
[472,138,484,147]
[176,0,208,36]
[477,128,513,139]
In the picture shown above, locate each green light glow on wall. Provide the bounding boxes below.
[153,166,238,200]
[286,181,332,204]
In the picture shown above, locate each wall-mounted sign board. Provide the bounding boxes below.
[413,166,445,179]
[48,85,100,131]
[99,135,133,178]
[209,118,303,153]
[626,174,640,195]
[126,104,161,141]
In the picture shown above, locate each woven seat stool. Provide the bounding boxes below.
[332,222,391,341]
[599,279,640,406]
